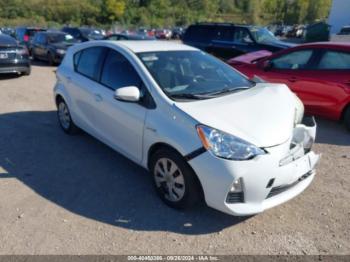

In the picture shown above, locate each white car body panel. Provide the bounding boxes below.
[175,83,297,148]
[54,40,320,216]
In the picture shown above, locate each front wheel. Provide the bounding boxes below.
[47,52,55,66]
[57,98,79,134]
[22,67,31,76]
[149,148,201,209]
[344,106,350,131]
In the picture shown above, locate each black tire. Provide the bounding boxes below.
[344,106,350,131]
[22,67,31,76]
[56,98,80,134]
[149,148,201,209]
[47,52,55,66]
[31,51,38,61]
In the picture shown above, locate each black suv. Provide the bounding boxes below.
[182,23,294,60]
[30,31,77,65]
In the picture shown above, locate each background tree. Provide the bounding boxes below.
[0,0,333,28]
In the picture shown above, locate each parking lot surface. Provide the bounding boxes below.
[0,64,349,255]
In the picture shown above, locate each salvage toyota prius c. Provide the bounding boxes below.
[53,40,320,216]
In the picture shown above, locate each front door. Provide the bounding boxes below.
[91,48,147,163]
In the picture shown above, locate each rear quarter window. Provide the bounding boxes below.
[184,25,215,42]
[318,50,350,70]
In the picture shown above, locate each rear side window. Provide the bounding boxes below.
[75,47,106,81]
[214,26,234,41]
[184,25,214,42]
[100,49,142,90]
[317,51,350,70]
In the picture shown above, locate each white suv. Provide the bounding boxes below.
[54,41,320,216]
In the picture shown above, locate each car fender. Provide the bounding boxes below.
[141,103,203,169]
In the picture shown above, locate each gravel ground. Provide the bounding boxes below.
[0,63,349,255]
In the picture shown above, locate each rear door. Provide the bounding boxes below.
[68,46,108,133]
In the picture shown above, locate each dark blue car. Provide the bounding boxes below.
[182,23,294,60]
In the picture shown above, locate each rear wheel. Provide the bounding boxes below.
[57,98,79,134]
[344,106,350,131]
[149,148,201,209]
[47,52,55,66]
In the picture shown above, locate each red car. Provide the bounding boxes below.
[228,42,350,130]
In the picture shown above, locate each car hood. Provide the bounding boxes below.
[175,83,298,148]
[261,40,296,49]
[228,50,272,64]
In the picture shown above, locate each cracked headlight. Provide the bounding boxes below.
[293,93,304,125]
[196,125,266,160]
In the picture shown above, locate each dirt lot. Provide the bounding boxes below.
[0,63,349,255]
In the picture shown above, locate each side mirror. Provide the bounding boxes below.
[250,75,266,83]
[114,86,140,102]
[262,60,273,71]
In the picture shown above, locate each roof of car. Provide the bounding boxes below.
[298,42,350,48]
[192,23,253,28]
[109,40,197,53]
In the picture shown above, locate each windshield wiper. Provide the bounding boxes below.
[199,87,250,97]
[169,93,213,100]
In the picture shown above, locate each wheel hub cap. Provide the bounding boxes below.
[154,158,185,202]
[58,102,70,130]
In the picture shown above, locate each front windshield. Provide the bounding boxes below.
[138,51,254,100]
[80,29,104,40]
[49,34,75,43]
[250,27,278,44]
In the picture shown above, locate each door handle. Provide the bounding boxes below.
[288,77,298,82]
[94,93,103,102]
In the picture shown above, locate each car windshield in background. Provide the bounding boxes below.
[138,50,253,101]
[250,27,279,44]
[80,29,104,40]
[48,34,75,43]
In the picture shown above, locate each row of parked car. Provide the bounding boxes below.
[1,21,348,217]
[1,22,349,131]
[181,22,350,131]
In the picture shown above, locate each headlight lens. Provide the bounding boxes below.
[293,93,304,125]
[196,125,266,160]
[56,49,66,55]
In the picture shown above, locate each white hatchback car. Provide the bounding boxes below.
[54,41,320,216]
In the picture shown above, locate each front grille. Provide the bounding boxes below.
[0,47,18,60]
[226,192,244,203]
[266,171,313,199]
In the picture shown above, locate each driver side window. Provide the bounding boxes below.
[100,49,142,91]
[271,50,313,70]
[233,28,253,44]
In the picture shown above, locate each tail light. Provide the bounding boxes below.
[23,35,29,42]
